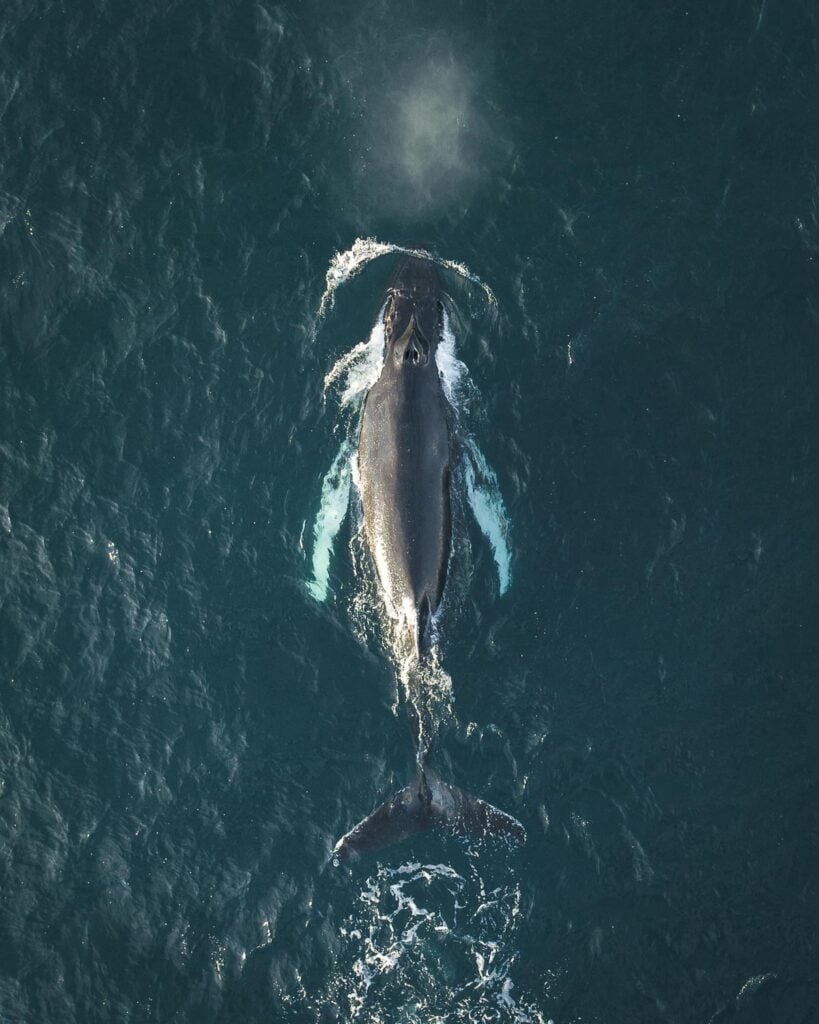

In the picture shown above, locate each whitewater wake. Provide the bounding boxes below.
[314,855,551,1024]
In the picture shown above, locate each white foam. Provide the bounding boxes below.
[318,237,497,318]
[464,439,513,595]
[318,859,549,1023]
[307,441,353,602]
[323,310,386,413]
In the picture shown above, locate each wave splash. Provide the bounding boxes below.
[322,307,386,410]
[318,237,497,318]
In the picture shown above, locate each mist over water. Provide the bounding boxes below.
[366,58,491,217]
[322,15,511,223]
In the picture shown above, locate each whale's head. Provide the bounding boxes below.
[383,257,443,371]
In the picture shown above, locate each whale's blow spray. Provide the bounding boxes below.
[366,55,506,219]
[326,17,510,223]
[389,61,479,205]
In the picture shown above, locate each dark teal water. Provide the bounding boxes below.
[2,1,818,1021]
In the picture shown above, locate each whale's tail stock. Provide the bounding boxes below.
[333,658,525,862]
[333,768,526,863]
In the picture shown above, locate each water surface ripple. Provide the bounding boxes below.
[1,1,818,1022]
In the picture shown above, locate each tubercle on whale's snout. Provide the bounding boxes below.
[382,285,443,370]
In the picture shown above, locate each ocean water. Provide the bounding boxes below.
[1,1,818,1022]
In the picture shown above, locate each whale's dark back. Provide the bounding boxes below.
[357,257,451,654]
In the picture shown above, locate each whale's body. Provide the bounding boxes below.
[358,257,451,659]
[332,257,525,861]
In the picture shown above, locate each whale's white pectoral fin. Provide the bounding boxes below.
[463,439,513,595]
[307,440,353,602]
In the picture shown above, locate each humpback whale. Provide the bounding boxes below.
[329,256,526,861]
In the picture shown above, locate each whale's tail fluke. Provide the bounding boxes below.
[333,769,526,863]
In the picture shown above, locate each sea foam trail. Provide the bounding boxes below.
[318,237,497,318]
